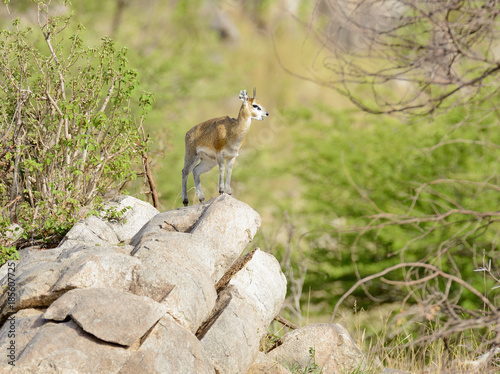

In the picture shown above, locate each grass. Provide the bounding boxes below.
[338,305,500,374]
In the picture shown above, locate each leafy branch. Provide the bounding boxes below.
[0,1,155,248]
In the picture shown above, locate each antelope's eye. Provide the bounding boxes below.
[252,104,260,109]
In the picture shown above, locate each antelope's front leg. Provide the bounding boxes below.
[225,156,237,195]
[216,153,225,194]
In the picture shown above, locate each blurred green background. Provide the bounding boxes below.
[2,0,499,329]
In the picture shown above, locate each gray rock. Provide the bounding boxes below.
[0,244,138,325]
[0,259,65,324]
[130,203,208,245]
[59,215,120,248]
[131,194,261,283]
[191,194,262,282]
[131,232,217,281]
[55,243,113,261]
[58,195,159,249]
[0,308,46,368]
[0,246,62,281]
[43,288,166,346]
[229,249,287,325]
[0,195,291,374]
[104,195,159,242]
[18,245,62,263]
[16,319,131,373]
[51,250,140,293]
[200,286,264,374]
[200,249,287,374]
[131,239,217,332]
[267,323,365,374]
[119,314,215,374]
[247,352,293,374]
[127,195,261,333]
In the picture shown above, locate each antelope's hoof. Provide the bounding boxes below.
[183,199,188,207]
[219,189,224,195]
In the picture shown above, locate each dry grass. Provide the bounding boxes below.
[331,305,500,373]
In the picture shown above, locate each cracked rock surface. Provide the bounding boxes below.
[0,194,363,374]
[43,287,167,346]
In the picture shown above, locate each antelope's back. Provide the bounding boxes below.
[185,116,234,149]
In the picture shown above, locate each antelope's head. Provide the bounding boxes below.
[239,88,269,121]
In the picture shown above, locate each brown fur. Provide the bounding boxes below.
[181,90,268,206]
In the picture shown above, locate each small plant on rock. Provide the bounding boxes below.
[0,245,19,265]
[101,205,132,223]
[282,347,323,374]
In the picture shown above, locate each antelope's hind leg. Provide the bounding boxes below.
[182,153,199,207]
[193,155,217,204]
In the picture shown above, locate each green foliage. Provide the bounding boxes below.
[281,101,500,312]
[0,245,19,266]
[260,331,281,353]
[100,205,132,223]
[0,2,150,247]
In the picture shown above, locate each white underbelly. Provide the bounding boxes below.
[197,147,216,160]
[197,146,238,160]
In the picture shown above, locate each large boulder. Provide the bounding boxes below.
[0,194,288,373]
[0,244,139,325]
[15,319,131,373]
[267,323,365,374]
[130,203,207,243]
[200,249,287,374]
[128,194,262,332]
[228,249,287,322]
[130,238,217,332]
[0,251,65,323]
[0,309,46,364]
[119,314,215,374]
[51,247,140,293]
[59,195,159,249]
[59,215,121,247]
[190,194,262,282]
[132,194,262,282]
[0,196,155,325]
[43,288,167,346]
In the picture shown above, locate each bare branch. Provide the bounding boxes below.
[284,0,500,117]
[330,261,499,323]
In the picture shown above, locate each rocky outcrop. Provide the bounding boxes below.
[0,194,365,374]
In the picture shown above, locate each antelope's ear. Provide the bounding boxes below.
[239,89,248,102]
[253,87,257,99]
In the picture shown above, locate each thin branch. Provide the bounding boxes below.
[330,261,499,323]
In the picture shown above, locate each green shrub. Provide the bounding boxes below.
[0,245,19,265]
[0,2,152,248]
[280,102,500,313]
